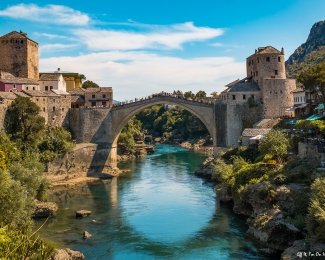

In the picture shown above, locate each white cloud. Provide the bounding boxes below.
[210,42,223,47]
[40,44,77,52]
[34,32,68,39]
[40,51,245,100]
[0,4,90,26]
[74,22,224,51]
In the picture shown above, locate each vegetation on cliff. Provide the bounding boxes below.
[286,20,325,79]
[0,97,75,258]
[211,130,325,250]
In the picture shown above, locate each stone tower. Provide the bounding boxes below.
[0,31,39,80]
[246,46,295,118]
[246,46,286,91]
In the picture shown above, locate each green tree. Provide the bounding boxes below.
[196,90,207,98]
[39,127,74,162]
[258,130,289,163]
[82,80,99,89]
[173,90,184,98]
[184,91,195,99]
[210,91,219,98]
[307,177,325,242]
[297,60,325,106]
[4,97,45,144]
[118,118,142,153]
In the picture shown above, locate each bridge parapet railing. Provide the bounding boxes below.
[112,95,214,109]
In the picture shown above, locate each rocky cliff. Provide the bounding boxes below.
[286,20,325,79]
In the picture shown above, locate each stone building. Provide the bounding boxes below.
[84,87,113,108]
[222,46,295,119]
[38,73,66,91]
[40,69,85,91]
[68,87,113,108]
[22,90,70,127]
[0,31,39,80]
[0,92,17,131]
[68,87,86,108]
[0,70,39,92]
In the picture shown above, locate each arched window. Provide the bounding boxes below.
[53,107,55,111]
[45,86,48,91]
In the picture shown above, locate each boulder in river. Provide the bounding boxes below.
[83,231,92,238]
[33,200,58,218]
[76,210,91,218]
[50,248,84,260]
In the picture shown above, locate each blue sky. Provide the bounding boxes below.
[0,0,324,100]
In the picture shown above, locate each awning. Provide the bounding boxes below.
[315,104,324,110]
[285,107,297,112]
[286,118,300,125]
[306,114,324,121]
[298,103,308,108]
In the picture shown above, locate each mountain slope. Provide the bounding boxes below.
[286,20,325,79]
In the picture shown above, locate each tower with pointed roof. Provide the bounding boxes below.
[0,31,39,81]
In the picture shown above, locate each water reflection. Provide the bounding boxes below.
[36,145,269,259]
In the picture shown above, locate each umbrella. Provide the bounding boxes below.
[249,135,264,140]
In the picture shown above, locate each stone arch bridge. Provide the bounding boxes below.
[69,95,240,168]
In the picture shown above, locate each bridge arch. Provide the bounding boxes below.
[108,96,216,161]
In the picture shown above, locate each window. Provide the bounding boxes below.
[252,60,254,65]
[278,57,281,62]
[36,98,39,101]
[91,101,96,107]
[301,96,302,102]
[26,87,28,90]
[102,101,107,106]
[43,108,45,112]
[256,71,258,76]
[21,40,23,44]
[53,107,55,111]
[266,57,270,62]
[9,89,12,92]
[50,86,53,90]
[62,108,64,111]
[45,86,48,91]
[257,57,259,63]
[275,70,278,75]
[92,94,95,98]
[243,94,246,100]
[251,94,255,99]
[103,94,106,98]
[13,84,16,89]
[33,87,35,90]
[232,95,236,100]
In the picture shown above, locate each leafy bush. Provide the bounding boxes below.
[307,177,325,242]
[0,224,55,259]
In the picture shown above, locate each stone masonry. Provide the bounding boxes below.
[0,31,39,81]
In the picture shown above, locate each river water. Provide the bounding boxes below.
[36,144,269,259]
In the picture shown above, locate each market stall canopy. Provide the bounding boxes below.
[315,104,324,110]
[286,118,300,125]
[249,135,264,140]
[306,114,323,121]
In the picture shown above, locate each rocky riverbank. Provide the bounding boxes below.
[195,158,325,259]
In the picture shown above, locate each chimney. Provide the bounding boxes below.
[57,68,60,71]
[255,49,257,54]
[281,48,284,54]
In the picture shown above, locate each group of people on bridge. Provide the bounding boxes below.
[113,91,214,107]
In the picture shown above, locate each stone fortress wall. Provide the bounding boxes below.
[262,78,296,118]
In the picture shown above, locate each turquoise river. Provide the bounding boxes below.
[36,144,273,259]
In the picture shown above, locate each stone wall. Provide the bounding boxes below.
[298,142,325,167]
[26,40,39,80]
[262,78,295,118]
[225,102,263,147]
